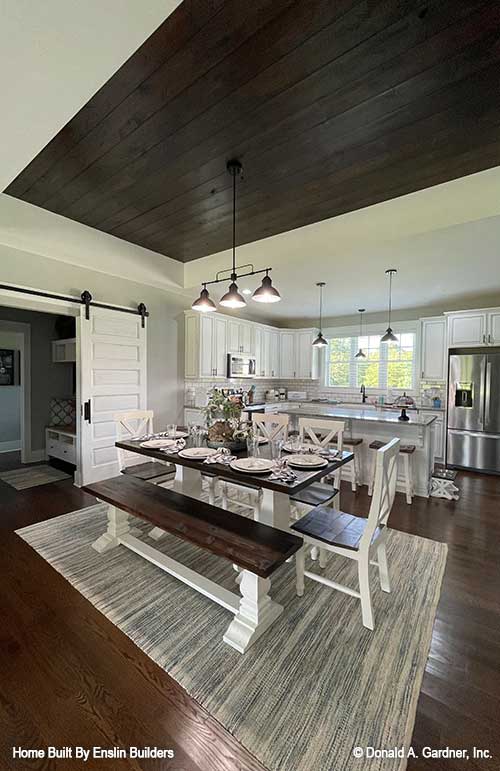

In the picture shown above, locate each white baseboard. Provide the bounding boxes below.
[0,440,21,453]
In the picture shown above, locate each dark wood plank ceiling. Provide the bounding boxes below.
[6,0,500,263]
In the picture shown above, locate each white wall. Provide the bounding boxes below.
[0,245,189,430]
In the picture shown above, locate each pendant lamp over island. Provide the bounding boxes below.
[312,282,328,348]
[191,160,281,312]
[355,308,367,358]
[381,269,398,343]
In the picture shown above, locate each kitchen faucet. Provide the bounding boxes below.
[360,384,367,403]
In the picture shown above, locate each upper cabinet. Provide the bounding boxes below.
[227,319,253,354]
[185,313,227,379]
[184,312,317,380]
[446,308,500,348]
[420,317,446,380]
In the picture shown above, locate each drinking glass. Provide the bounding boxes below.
[269,438,283,462]
[166,423,177,438]
[246,437,260,458]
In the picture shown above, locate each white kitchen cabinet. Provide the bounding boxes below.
[487,311,500,345]
[185,313,227,378]
[446,308,500,347]
[447,312,487,347]
[228,319,253,354]
[266,329,280,378]
[254,326,265,377]
[421,412,445,462]
[296,329,318,379]
[280,331,296,378]
[52,338,76,363]
[420,317,446,380]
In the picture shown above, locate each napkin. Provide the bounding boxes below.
[161,439,186,454]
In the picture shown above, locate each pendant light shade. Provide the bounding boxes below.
[192,284,217,312]
[220,279,246,308]
[312,282,328,348]
[381,269,398,343]
[355,308,366,358]
[252,270,281,303]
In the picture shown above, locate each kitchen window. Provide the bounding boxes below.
[326,333,416,390]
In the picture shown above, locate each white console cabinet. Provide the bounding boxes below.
[46,428,76,465]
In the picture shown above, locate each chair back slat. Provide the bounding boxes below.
[252,413,289,442]
[361,438,400,546]
[114,410,154,469]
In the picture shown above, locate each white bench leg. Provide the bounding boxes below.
[92,505,129,553]
[223,571,283,653]
[358,557,374,630]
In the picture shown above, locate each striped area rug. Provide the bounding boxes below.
[17,501,446,771]
[0,464,71,490]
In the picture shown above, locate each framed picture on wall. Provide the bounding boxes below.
[0,349,20,386]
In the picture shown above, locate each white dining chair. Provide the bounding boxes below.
[295,416,345,503]
[114,410,174,484]
[292,437,400,630]
[252,412,290,442]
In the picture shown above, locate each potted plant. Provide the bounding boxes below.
[203,389,253,451]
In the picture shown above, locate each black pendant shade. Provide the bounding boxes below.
[355,308,366,357]
[312,282,328,348]
[381,269,398,343]
[191,284,217,312]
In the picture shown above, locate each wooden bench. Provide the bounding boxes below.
[83,475,302,653]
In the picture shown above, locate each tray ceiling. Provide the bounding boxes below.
[6,0,500,263]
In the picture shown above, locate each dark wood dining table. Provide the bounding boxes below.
[116,437,354,532]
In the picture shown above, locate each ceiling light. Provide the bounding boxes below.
[381,269,399,343]
[191,284,217,312]
[252,271,281,303]
[220,281,246,308]
[355,308,366,358]
[312,282,328,347]
[190,159,282,312]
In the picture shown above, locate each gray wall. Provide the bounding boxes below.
[0,307,74,451]
[0,387,21,444]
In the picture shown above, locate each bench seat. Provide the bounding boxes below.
[84,475,301,578]
[121,461,174,482]
[290,482,339,507]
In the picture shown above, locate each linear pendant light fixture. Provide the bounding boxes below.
[355,308,367,358]
[381,268,398,342]
[312,282,328,347]
[191,160,281,312]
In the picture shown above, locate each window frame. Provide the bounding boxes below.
[322,321,419,392]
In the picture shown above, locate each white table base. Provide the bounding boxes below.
[92,503,283,654]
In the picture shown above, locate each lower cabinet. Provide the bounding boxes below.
[46,428,76,465]
[421,412,445,462]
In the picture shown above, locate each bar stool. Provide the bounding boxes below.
[332,437,363,491]
[368,439,415,504]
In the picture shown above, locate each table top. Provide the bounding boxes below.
[116,439,354,495]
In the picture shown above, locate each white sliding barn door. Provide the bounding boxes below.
[80,306,147,485]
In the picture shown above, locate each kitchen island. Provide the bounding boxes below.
[274,404,437,498]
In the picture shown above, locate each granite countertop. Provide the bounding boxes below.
[275,405,437,426]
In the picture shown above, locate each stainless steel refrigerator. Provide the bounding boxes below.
[447,351,500,473]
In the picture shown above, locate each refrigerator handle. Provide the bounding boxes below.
[485,361,492,427]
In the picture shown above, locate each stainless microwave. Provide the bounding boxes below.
[227,353,256,378]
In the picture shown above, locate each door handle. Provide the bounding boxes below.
[485,361,491,426]
[83,400,92,423]
[482,334,486,344]
[488,334,492,344]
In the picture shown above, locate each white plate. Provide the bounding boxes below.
[282,441,315,453]
[140,439,177,449]
[166,430,189,439]
[287,454,328,469]
[178,447,217,459]
[230,457,274,474]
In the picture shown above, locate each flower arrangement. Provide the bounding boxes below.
[202,389,253,449]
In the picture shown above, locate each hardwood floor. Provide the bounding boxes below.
[1,451,499,769]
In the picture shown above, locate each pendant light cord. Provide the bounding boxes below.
[388,270,392,328]
[319,284,323,331]
[232,167,236,277]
